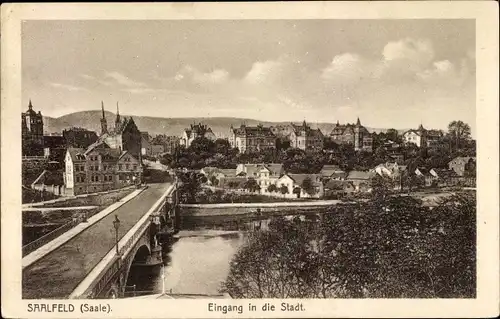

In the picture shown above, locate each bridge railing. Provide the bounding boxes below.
[69,184,176,299]
[22,219,79,256]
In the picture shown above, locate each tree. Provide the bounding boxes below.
[448,121,471,150]
[243,178,260,193]
[209,175,219,186]
[293,187,302,197]
[267,184,278,194]
[301,177,316,196]
[386,128,400,141]
[279,185,289,196]
[214,138,231,155]
[221,193,476,298]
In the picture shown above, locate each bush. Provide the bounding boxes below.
[221,193,476,298]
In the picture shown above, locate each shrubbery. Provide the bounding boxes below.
[221,193,476,298]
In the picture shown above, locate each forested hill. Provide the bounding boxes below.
[42,110,402,138]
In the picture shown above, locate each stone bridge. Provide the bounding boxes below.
[63,185,179,299]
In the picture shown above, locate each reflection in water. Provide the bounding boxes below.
[152,232,246,295]
[132,217,299,296]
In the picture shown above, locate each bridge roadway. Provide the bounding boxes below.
[22,182,172,299]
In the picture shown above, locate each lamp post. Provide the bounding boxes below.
[113,215,120,256]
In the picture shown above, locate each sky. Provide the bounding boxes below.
[22,19,476,134]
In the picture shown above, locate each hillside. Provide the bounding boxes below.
[42,110,403,138]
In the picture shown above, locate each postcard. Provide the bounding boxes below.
[1,1,498,318]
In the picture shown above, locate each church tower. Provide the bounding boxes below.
[115,102,121,130]
[100,101,108,135]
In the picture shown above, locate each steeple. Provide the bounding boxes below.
[356,117,361,126]
[100,101,108,135]
[28,99,33,110]
[336,120,340,126]
[115,102,121,128]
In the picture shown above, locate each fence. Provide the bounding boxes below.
[22,219,78,257]
[22,209,100,257]
[22,156,47,160]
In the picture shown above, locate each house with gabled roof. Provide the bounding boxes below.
[229,124,276,153]
[64,139,142,196]
[329,118,373,152]
[448,156,476,177]
[289,121,324,150]
[180,123,217,148]
[403,124,443,148]
[346,170,376,192]
[320,164,346,180]
[275,173,323,199]
[236,163,284,194]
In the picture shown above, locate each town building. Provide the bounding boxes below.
[346,170,376,192]
[64,141,142,196]
[62,127,99,149]
[402,124,443,148]
[42,135,66,163]
[22,100,44,155]
[180,123,217,148]
[229,124,276,153]
[414,167,438,187]
[235,163,284,194]
[289,121,324,150]
[99,102,142,161]
[141,132,152,156]
[448,156,476,177]
[269,125,294,140]
[275,173,324,199]
[329,118,373,152]
[163,136,180,154]
[320,164,347,180]
[324,180,355,197]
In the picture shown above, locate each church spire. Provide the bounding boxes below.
[356,117,361,126]
[100,101,108,135]
[28,99,33,110]
[115,102,121,127]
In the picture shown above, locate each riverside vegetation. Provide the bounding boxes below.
[220,192,476,298]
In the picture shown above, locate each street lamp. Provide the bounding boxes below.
[113,215,121,256]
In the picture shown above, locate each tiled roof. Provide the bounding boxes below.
[67,148,86,161]
[449,156,475,165]
[287,173,322,186]
[233,125,275,138]
[432,168,459,178]
[325,179,353,190]
[219,177,247,189]
[347,170,374,180]
[320,165,345,177]
[291,123,324,138]
[330,123,368,135]
[218,168,236,176]
[261,163,284,176]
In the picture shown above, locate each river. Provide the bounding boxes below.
[125,218,287,297]
[156,232,246,295]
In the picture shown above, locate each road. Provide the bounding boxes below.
[22,182,172,299]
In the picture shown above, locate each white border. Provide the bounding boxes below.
[1,2,498,318]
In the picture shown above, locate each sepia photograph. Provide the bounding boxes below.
[1,2,498,318]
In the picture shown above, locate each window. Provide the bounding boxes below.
[126,164,129,170]
[119,164,122,170]
[133,165,137,170]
